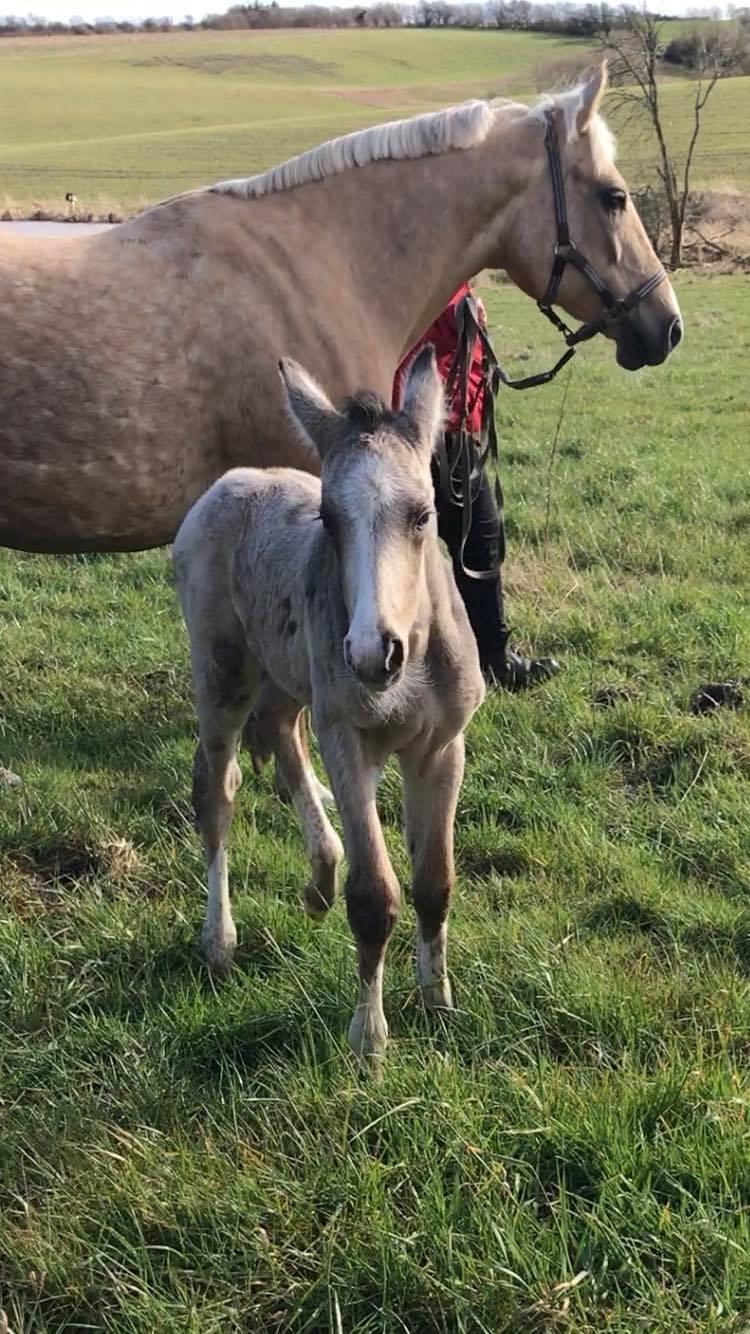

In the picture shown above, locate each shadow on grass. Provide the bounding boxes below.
[3,712,191,777]
[582,893,750,975]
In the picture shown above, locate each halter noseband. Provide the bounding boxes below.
[498,109,667,392]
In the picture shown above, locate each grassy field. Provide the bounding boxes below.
[0,27,748,213]
[1,273,750,1331]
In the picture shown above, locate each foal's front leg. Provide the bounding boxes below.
[400,734,465,1012]
[317,722,400,1061]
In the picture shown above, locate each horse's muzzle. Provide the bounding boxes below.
[615,311,683,371]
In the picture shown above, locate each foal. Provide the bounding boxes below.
[174,347,485,1060]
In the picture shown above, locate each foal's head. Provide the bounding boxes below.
[280,346,443,691]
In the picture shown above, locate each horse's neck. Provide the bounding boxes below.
[219,114,524,368]
[309,128,520,359]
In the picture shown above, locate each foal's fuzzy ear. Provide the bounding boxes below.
[279,358,341,460]
[576,61,608,135]
[401,344,444,455]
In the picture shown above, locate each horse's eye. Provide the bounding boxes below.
[413,508,433,534]
[600,187,627,214]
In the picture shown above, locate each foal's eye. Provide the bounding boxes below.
[412,508,433,534]
[600,187,627,215]
[319,506,336,535]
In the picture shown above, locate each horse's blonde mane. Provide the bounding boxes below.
[210,100,496,200]
[201,75,613,204]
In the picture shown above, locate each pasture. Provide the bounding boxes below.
[0,27,748,212]
[1,272,750,1331]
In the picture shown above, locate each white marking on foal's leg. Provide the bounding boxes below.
[348,957,389,1061]
[416,921,453,1011]
[311,772,335,808]
[202,847,238,975]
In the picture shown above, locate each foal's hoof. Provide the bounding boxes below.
[348,1008,389,1063]
[304,852,340,920]
[420,978,454,1013]
[202,924,238,977]
[304,885,332,921]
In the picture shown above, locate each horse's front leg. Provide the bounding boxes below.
[399,734,465,1012]
[317,721,399,1062]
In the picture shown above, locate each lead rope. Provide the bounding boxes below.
[441,294,503,581]
[440,291,582,580]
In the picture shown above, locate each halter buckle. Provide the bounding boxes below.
[602,298,628,324]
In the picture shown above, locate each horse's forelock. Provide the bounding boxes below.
[532,85,617,165]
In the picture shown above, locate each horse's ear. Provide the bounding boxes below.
[279,359,341,459]
[401,344,444,455]
[576,61,608,135]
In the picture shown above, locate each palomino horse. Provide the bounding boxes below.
[174,347,485,1060]
[0,63,681,555]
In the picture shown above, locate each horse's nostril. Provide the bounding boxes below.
[668,317,683,352]
[383,635,404,677]
[343,637,354,672]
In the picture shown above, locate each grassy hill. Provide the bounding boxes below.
[0,27,747,213]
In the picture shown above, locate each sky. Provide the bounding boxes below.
[15,0,708,24]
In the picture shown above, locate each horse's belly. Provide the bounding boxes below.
[0,454,215,554]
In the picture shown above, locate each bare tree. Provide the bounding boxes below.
[602,7,737,267]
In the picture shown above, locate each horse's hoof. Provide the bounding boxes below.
[421,978,454,1013]
[202,924,237,976]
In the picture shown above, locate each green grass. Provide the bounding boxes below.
[1,26,747,213]
[2,274,750,1331]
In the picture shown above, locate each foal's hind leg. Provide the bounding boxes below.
[191,630,258,975]
[245,679,334,809]
[400,735,465,1012]
[247,682,343,918]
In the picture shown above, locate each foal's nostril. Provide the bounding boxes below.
[383,635,404,677]
[667,317,683,353]
[343,637,354,672]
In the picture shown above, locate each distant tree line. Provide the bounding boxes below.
[0,0,747,53]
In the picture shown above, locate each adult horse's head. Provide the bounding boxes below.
[279,348,442,692]
[499,63,682,371]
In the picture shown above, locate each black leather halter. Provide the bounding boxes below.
[499,109,668,391]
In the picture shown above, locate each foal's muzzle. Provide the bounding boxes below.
[344,630,404,690]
